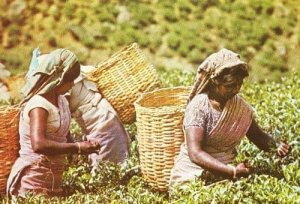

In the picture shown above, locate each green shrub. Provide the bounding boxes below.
[129,3,155,28]
[5,24,20,48]
[187,48,204,64]
[0,0,300,201]
[62,3,76,18]
[1,70,299,203]
[96,6,116,23]
[148,34,163,53]
[167,33,180,50]
[158,68,194,87]
[68,25,95,48]
[48,4,61,20]
[0,48,31,74]
[162,7,178,22]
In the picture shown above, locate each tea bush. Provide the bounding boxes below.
[0,0,299,81]
[2,71,299,203]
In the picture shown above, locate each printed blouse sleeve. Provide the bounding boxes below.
[183,95,207,130]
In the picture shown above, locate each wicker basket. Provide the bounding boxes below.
[0,106,19,195]
[134,86,191,191]
[87,43,161,124]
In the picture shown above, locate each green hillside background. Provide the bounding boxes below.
[0,1,300,202]
[0,0,299,82]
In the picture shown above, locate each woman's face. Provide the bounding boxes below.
[55,81,74,95]
[55,62,80,95]
[213,79,243,101]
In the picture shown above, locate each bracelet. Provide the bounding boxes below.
[232,167,237,179]
[76,142,81,154]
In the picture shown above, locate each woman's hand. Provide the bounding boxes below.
[235,162,251,178]
[277,141,290,157]
[78,140,100,154]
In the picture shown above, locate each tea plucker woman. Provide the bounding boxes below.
[169,48,291,185]
[67,65,130,169]
[7,48,100,197]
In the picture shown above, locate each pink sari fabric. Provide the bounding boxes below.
[169,95,253,185]
[7,95,70,197]
[203,95,253,163]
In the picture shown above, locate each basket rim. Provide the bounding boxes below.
[134,86,191,112]
[93,42,140,70]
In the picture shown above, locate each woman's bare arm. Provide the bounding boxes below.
[186,127,234,177]
[246,119,276,151]
[246,119,290,156]
[29,108,99,155]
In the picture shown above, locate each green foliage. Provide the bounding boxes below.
[96,5,117,23]
[68,25,95,48]
[148,33,163,53]
[110,24,150,48]
[0,47,32,74]
[0,0,299,81]
[158,68,194,87]
[48,4,61,21]
[188,48,204,64]
[128,3,156,28]
[4,24,20,48]
[166,33,179,50]
[70,119,83,141]
[62,161,122,195]
[0,0,299,201]
[1,71,300,203]
[62,3,77,19]
[160,3,178,23]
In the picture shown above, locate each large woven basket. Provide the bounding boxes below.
[0,106,19,195]
[134,86,191,191]
[87,43,161,124]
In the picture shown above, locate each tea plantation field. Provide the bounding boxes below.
[0,0,299,203]
[1,70,299,203]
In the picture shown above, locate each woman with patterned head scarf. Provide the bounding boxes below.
[7,48,100,197]
[169,48,291,185]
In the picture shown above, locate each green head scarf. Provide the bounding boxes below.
[21,48,78,103]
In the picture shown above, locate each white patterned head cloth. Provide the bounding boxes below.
[188,48,248,103]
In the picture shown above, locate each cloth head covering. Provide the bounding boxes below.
[72,65,96,84]
[188,48,248,103]
[20,48,78,104]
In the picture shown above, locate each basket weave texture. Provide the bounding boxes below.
[134,86,191,191]
[0,106,19,195]
[87,43,161,124]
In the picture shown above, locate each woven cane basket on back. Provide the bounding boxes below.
[87,43,161,124]
[134,86,191,191]
[0,106,19,195]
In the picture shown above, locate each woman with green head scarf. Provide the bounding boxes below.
[169,48,291,186]
[7,48,100,197]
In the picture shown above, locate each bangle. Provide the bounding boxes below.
[76,142,81,154]
[232,167,237,179]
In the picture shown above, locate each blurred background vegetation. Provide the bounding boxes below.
[0,1,299,202]
[0,0,299,81]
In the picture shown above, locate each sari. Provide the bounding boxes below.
[169,93,253,185]
[7,48,78,197]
